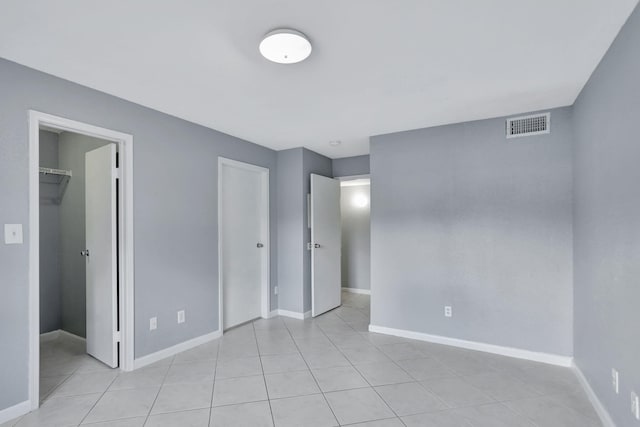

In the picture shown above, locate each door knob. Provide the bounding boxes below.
[314,243,321,248]
[80,249,90,256]
[257,243,264,248]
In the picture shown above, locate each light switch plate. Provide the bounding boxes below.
[4,224,23,244]
[150,317,157,331]
[612,368,619,394]
[177,310,185,324]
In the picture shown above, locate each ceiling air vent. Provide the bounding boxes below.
[506,112,550,139]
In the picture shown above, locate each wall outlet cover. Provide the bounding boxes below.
[150,317,157,331]
[274,286,278,295]
[444,306,452,317]
[632,391,639,420]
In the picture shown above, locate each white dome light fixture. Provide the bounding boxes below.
[259,29,312,64]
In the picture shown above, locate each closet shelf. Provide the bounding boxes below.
[39,167,72,205]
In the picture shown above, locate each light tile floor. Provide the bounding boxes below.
[4,291,601,426]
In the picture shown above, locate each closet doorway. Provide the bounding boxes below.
[28,112,134,410]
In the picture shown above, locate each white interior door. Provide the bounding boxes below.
[311,174,341,317]
[85,144,118,368]
[220,159,268,330]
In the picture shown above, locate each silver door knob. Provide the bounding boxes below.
[80,249,90,256]
[314,243,321,248]
[257,243,264,248]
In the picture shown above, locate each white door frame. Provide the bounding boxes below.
[217,157,270,332]
[28,111,135,410]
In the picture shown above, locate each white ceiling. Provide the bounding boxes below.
[1,1,637,158]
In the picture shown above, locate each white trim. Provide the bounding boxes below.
[368,324,573,367]
[276,309,312,320]
[218,157,271,333]
[267,310,279,319]
[133,330,222,370]
[341,287,371,295]
[572,362,616,427]
[28,111,135,411]
[0,400,30,425]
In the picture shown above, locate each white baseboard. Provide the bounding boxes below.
[267,310,279,319]
[0,400,30,425]
[133,330,221,370]
[368,324,573,367]
[572,362,615,427]
[342,287,371,295]
[40,329,86,343]
[277,309,312,320]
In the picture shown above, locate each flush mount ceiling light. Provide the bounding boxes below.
[329,140,342,146]
[259,29,312,64]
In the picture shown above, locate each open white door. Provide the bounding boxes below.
[310,174,341,317]
[85,144,118,368]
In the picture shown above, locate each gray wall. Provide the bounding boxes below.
[332,155,370,178]
[340,184,371,290]
[276,148,304,313]
[39,130,62,334]
[58,132,112,338]
[370,107,574,356]
[0,57,278,411]
[275,148,333,314]
[573,3,640,426]
[302,149,333,312]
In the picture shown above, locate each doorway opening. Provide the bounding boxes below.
[218,157,270,332]
[28,111,134,411]
[338,175,371,322]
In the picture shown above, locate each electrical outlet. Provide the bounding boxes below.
[4,224,23,244]
[149,317,157,331]
[612,368,619,394]
[177,310,185,324]
[444,306,452,318]
[274,286,278,295]
[632,391,639,420]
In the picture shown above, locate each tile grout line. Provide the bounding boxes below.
[75,370,121,426]
[281,316,342,426]
[308,300,408,426]
[251,320,277,427]
[140,354,176,426]
[208,335,222,426]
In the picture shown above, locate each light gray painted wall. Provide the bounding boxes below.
[39,130,62,334]
[58,132,112,338]
[275,148,333,314]
[340,184,370,290]
[276,148,304,313]
[332,155,370,178]
[0,57,278,411]
[302,148,333,312]
[572,4,640,426]
[370,107,574,356]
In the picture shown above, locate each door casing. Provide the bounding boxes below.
[28,111,135,411]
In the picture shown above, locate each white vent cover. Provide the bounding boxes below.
[506,112,550,139]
